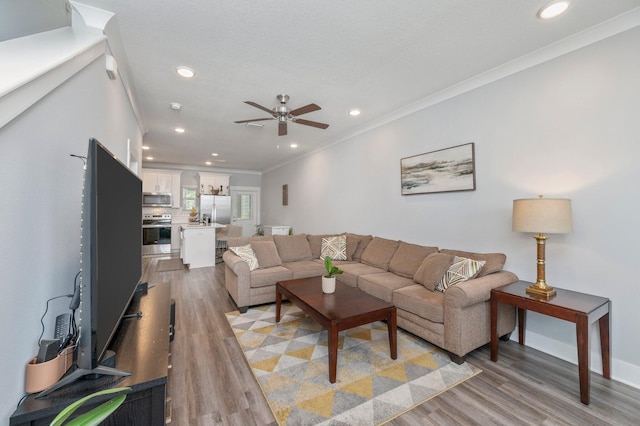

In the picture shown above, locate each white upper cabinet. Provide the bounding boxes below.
[198,172,231,195]
[142,169,182,208]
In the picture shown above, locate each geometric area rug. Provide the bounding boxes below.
[225,303,481,425]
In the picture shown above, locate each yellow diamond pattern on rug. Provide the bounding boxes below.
[225,303,481,425]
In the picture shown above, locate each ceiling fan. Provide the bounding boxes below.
[234,94,329,136]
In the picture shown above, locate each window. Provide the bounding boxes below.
[182,186,197,211]
[238,194,252,220]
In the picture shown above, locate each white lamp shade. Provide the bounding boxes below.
[512,198,573,234]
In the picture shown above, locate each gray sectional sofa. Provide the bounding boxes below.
[222,233,518,362]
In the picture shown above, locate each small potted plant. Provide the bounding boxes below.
[322,256,343,294]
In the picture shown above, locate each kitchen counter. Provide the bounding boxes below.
[179,223,225,268]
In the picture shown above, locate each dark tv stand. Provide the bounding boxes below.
[10,283,173,426]
[37,365,131,398]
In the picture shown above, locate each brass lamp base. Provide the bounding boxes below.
[526,281,556,298]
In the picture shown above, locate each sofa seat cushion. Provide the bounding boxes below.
[393,284,445,324]
[357,272,415,302]
[273,234,313,262]
[360,237,400,271]
[250,266,292,288]
[440,249,506,277]
[338,262,386,287]
[389,242,439,278]
[284,260,327,279]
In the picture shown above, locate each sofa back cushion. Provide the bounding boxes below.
[440,249,506,277]
[273,234,313,262]
[413,252,456,291]
[360,237,400,271]
[228,235,273,248]
[251,240,283,269]
[389,242,439,278]
[347,233,373,261]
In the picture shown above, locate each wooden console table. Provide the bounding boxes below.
[10,283,173,425]
[490,280,610,405]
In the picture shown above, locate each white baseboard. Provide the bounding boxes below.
[513,328,640,390]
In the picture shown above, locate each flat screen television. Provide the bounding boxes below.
[40,138,142,396]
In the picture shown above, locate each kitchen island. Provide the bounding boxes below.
[180,223,225,269]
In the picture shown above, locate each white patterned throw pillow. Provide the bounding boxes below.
[230,244,259,271]
[436,256,485,292]
[320,235,347,261]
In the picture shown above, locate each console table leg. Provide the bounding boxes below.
[576,313,590,405]
[490,296,498,361]
[599,310,611,379]
[518,308,526,345]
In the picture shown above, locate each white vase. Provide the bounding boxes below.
[322,276,336,294]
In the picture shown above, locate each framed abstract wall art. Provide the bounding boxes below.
[401,142,476,195]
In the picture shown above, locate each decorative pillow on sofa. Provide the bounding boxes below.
[436,256,485,292]
[321,235,347,260]
[440,249,505,277]
[307,234,338,259]
[229,244,259,271]
[251,240,282,269]
[360,237,400,271]
[413,252,455,292]
[273,234,313,262]
[389,242,439,278]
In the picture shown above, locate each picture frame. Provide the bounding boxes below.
[282,184,288,206]
[401,142,476,195]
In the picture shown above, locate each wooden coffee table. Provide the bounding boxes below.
[276,277,397,383]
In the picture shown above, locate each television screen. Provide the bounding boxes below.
[39,138,142,396]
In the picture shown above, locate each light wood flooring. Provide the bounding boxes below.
[142,255,640,425]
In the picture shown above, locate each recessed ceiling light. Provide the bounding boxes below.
[537,1,569,19]
[290,143,298,148]
[170,102,182,110]
[174,127,186,133]
[176,66,195,78]
[146,156,154,160]
[211,152,219,157]
[142,145,150,150]
[205,161,212,165]
[348,109,361,116]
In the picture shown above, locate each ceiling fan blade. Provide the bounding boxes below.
[234,118,275,123]
[244,101,276,116]
[289,103,321,117]
[294,118,329,129]
[278,121,287,136]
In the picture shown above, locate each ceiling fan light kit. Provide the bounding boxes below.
[235,94,329,136]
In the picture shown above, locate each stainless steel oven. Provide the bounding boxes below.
[142,214,172,255]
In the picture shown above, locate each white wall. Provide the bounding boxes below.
[0,42,142,423]
[262,26,640,387]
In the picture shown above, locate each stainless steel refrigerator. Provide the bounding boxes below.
[200,195,231,224]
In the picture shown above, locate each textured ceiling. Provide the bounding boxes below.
[74,1,640,172]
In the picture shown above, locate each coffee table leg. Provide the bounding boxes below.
[275,289,282,322]
[328,325,338,383]
[388,308,397,360]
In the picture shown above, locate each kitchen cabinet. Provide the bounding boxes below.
[198,172,230,196]
[180,224,224,268]
[142,169,181,208]
[171,224,181,252]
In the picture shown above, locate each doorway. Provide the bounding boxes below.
[230,186,260,237]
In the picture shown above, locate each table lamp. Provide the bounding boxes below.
[512,195,573,298]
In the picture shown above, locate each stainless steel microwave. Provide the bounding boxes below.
[142,192,172,207]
